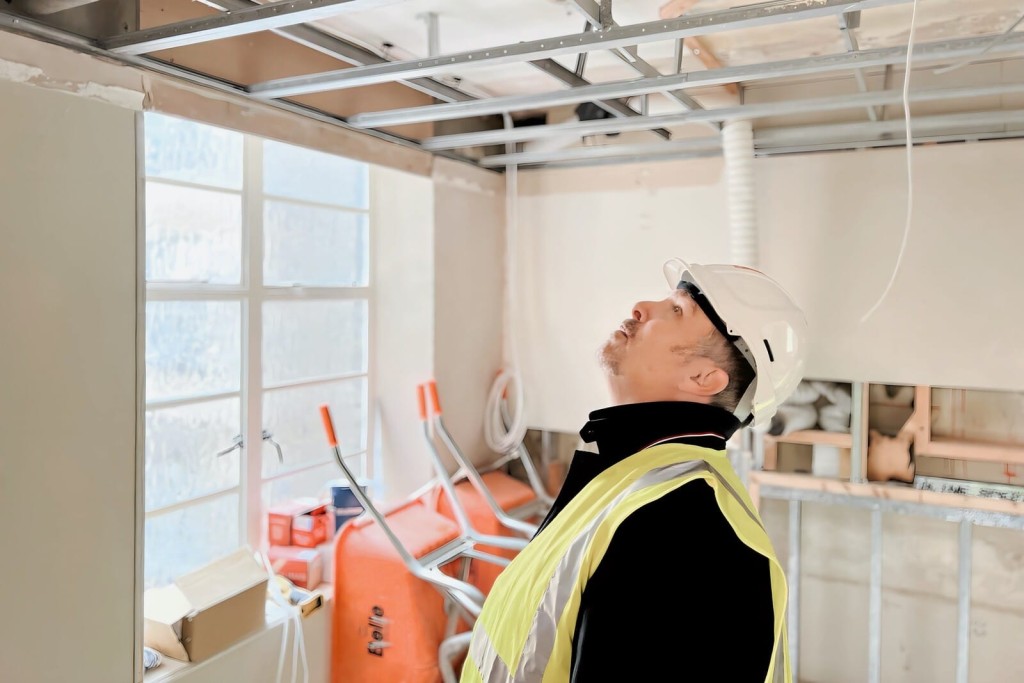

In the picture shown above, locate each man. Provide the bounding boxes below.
[460,258,807,683]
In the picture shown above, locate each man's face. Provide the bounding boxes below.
[600,289,727,404]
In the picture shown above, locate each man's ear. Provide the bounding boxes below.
[680,361,730,398]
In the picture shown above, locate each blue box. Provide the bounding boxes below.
[330,480,367,532]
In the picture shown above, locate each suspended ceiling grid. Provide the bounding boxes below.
[3,0,1024,169]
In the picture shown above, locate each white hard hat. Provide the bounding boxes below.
[663,258,809,429]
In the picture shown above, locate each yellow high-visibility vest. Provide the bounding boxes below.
[460,443,790,683]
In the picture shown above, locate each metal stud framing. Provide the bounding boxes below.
[343,32,1024,128]
[759,483,1024,683]
[246,0,916,97]
[3,0,1024,170]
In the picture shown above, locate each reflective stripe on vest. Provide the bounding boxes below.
[461,444,791,683]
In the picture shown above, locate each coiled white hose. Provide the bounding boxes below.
[485,116,528,455]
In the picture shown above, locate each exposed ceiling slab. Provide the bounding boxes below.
[3,0,1024,168]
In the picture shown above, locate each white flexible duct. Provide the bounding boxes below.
[721,119,759,477]
[722,119,758,269]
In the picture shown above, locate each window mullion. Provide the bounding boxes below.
[242,135,265,551]
[365,166,379,482]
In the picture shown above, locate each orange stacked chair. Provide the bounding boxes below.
[426,472,538,595]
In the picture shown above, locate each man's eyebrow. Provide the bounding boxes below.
[671,290,695,308]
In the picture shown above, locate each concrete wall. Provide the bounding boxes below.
[0,81,139,683]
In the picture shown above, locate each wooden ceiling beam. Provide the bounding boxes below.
[660,0,740,97]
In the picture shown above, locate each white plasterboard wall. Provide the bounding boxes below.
[372,165,437,502]
[514,157,734,432]
[514,139,1024,436]
[0,80,138,683]
[432,157,506,469]
[757,139,1024,391]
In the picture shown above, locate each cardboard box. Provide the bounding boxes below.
[143,548,269,663]
[292,506,332,548]
[268,498,331,547]
[268,546,323,589]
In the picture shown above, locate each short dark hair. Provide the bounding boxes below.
[696,330,756,412]
[674,287,756,412]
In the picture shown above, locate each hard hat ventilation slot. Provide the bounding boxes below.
[763,339,775,362]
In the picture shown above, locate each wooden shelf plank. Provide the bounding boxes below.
[765,430,853,448]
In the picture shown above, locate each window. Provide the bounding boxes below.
[143,112,372,589]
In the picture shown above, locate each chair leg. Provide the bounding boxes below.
[439,631,473,683]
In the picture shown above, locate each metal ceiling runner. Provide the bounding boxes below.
[3,0,1024,169]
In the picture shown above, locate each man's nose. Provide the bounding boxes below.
[632,301,652,322]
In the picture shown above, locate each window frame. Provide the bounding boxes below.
[142,119,376,574]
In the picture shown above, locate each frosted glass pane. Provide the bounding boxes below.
[146,398,241,511]
[262,462,352,511]
[146,301,241,402]
[144,493,240,590]
[146,182,242,284]
[264,200,368,287]
[144,112,242,189]
[263,140,368,208]
[263,300,367,385]
[262,378,367,478]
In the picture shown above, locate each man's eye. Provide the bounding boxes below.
[673,305,682,316]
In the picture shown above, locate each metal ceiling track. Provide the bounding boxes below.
[247,0,916,98]
[422,81,1024,151]
[482,109,1024,168]
[346,31,1024,128]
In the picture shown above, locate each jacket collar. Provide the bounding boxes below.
[579,401,741,461]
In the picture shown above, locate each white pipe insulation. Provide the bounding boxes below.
[722,119,758,268]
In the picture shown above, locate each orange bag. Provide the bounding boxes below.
[331,498,468,683]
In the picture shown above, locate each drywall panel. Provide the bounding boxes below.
[372,165,436,503]
[432,158,506,467]
[0,81,138,682]
[758,140,1024,391]
[514,158,733,433]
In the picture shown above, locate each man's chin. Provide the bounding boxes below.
[598,344,621,376]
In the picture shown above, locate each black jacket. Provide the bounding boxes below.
[534,401,775,682]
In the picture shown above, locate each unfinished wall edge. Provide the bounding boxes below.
[0,30,434,176]
[432,156,505,195]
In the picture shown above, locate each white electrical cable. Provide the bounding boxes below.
[860,0,921,324]
[274,594,290,683]
[485,116,529,455]
[259,551,310,683]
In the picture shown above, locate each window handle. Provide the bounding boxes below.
[263,430,285,464]
[217,434,243,457]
